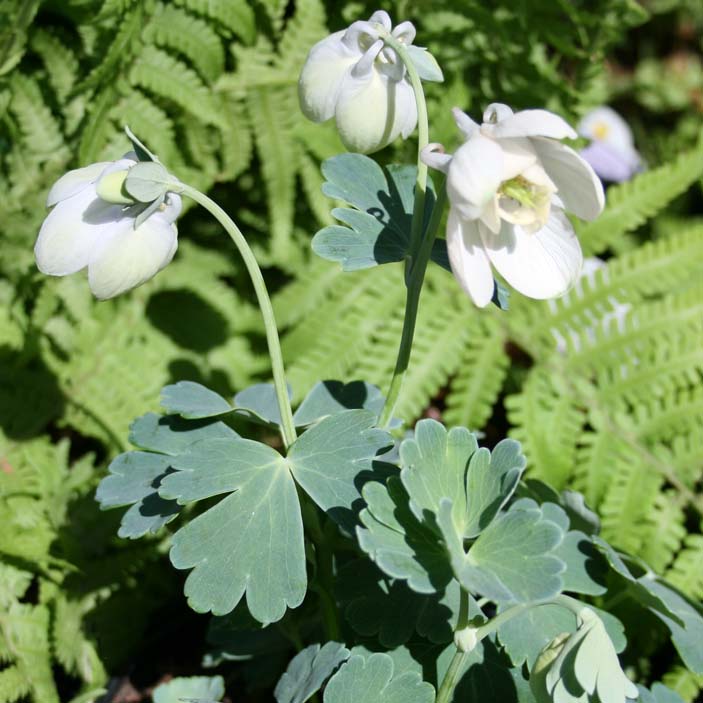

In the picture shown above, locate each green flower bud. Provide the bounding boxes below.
[530,632,570,703]
[96,169,134,205]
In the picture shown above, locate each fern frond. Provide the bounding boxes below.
[513,225,703,353]
[0,604,58,703]
[29,30,79,103]
[639,491,687,573]
[506,368,584,489]
[174,0,255,43]
[245,83,300,264]
[667,534,703,600]
[110,89,178,164]
[129,46,227,128]
[144,4,224,83]
[8,74,64,156]
[598,444,662,555]
[576,134,703,255]
[662,666,703,703]
[443,314,508,430]
[77,3,144,92]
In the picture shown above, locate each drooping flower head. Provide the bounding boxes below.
[422,104,605,307]
[578,106,642,183]
[299,10,418,154]
[35,142,182,300]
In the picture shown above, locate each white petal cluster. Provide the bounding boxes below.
[34,156,181,300]
[422,104,605,307]
[298,10,418,154]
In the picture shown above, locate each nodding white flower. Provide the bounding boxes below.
[578,106,642,183]
[298,10,418,154]
[422,104,604,307]
[34,155,181,300]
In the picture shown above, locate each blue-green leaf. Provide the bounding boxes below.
[358,476,453,594]
[555,531,608,596]
[406,45,444,82]
[640,578,703,673]
[312,155,448,271]
[293,380,392,427]
[274,642,350,703]
[159,437,306,622]
[96,451,180,538]
[129,412,238,455]
[160,381,232,419]
[288,410,393,530]
[438,501,565,603]
[336,560,472,647]
[400,420,478,530]
[233,382,292,426]
[323,653,434,703]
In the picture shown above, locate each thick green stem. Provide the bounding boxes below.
[435,648,467,703]
[177,184,297,448]
[376,33,444,428]
[382,34,430,265]
[379,185,447,426]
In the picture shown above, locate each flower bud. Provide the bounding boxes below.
[529,632,570,703]
[298,11,418,154]
[96,169,134,205]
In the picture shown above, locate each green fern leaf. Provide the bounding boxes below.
[444,314,508,430]
[576,134,703,255]
[129,46,227,128]
[8,74,64,156]
[30,30,79,103]
[174,0,255,43]
[667,535,703,600]
[662,666,703,703]
[506,368,584,489]
[144,4,225,83]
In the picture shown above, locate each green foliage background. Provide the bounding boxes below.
[0,0,702,700]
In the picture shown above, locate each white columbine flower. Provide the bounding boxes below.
[298,10,418,154]
[578,106,643,183]
[422,104,605,307]
[34,155,181,300]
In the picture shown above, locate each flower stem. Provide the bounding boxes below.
[437,596,580,703]
[377,34,445,428]
[177,184,297,448]
[382,34,430,264]
[379,184,447,427]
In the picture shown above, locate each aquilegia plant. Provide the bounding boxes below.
[35,9,703,703]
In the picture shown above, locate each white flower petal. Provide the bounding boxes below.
[483,103,514,124]
[46,162,111,206]
[492,109,577,140]
[334,70,416,153]
[298,31,358,123]
[446,208,494,307]
[35,186,127,276]
[480,209,583,299]
[88,213,178,299]
[446,133,503,219]
[532,138,604,220]
[368,10,392,31]
[452,107,479,140]
[160,193,183,224]
[420,143,452,174]
[499,137,538,180]
[392,20,416,44]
